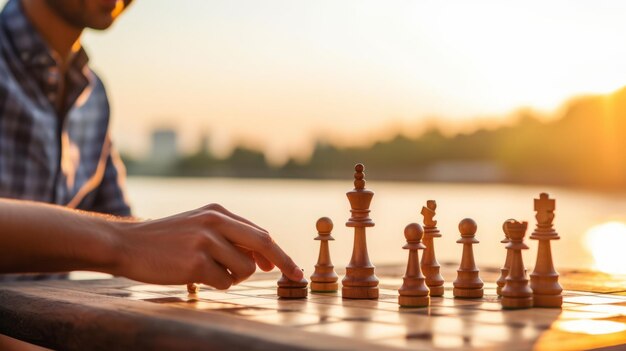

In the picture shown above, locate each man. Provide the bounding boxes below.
[0,0,131,215]
[0,0,303,284]
[0,2,304,349]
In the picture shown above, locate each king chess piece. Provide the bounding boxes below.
[453,218,484,298]
[501,219,533,309]
[420,200,444,297]
[342,163,379,299]
[310,217,339,292]
[529,193,563,308]
[398,223,430,307]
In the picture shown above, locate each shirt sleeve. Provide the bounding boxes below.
[89,141,132,217]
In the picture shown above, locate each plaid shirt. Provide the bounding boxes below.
[0,0,131,216]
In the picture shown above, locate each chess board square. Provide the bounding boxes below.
[565,295,626,305]
[247,311,340,327]
[125,284,184,293]
[195,290,250,301]
[570,304,626,316]
[299,320,405,340]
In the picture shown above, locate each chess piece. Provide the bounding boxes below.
[530,193,563,308]
[342,163,379,299]
[277,272,308,298]
[187,283,199,294]
[420,200,444,297]
[398,223,430,307]
[501,219,533,309]
[496,220,514,296]
[310,217,339,292]
[453,218,484,298]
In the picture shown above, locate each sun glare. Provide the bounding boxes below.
[585,222,626,275]
[555,320,626,335]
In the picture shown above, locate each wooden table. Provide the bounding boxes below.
[1,265,626,351]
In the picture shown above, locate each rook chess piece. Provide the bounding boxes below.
[501,219,533,309]
[310,217,339,292]
[530,193,563,308]
[496,220,514,296]
[398,223,430,307]
[277,273,308,298]
[342,163,379,299]
[420,200,445,297]
[453,218,484,298]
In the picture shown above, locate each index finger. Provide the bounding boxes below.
[207,212,304,281]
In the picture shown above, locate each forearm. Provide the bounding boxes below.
[0,199,123,274]
[0,200,303,287]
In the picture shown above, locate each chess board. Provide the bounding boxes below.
[1,264,625,351]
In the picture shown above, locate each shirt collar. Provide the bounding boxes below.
[1,0,90,72]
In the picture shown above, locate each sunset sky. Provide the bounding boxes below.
[6,0,626,163]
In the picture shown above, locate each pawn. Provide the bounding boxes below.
[187,283,199,294]
[277,272,308,299]
[398,223,430,307]
[453,218,484,298]
[496,220,514,296]
[501,220,533,309]
[310,217,339,292]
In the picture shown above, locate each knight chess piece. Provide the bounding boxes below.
[398,223,430,307]
[342,163,379,299]
[501,219,533,309]
[453,218,484,298]
[530,193,563,308]
[420,200,444,297]
[496,220,513,296]
[310,217,339,292]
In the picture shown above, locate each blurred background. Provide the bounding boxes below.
[10,0,626,275]
[81,0,626,191]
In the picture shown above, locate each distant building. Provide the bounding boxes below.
[150,129,179,166]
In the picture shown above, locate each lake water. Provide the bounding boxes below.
[125,177,626,275]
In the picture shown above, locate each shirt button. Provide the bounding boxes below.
[47,68,59,85]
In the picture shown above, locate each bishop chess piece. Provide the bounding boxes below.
[496,220,513,296]
[310,217,339,292]
[420,200,445,297]
[530,193,563,308]
[501,219,533,309]
[277,273,308,299]
[342,163,379,299]
[453,218,484,298]
[398,223,430,307]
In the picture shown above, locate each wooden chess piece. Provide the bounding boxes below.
[420,200,444,297]
[277,273,308,298]
[501,219,533,309]
[187,283,199,294]
[453,218,484,298]
[530,193,563,308]
[496,220,513,296]
[310,217,339,292]
[398,223,430,307]
[342,163,379,299]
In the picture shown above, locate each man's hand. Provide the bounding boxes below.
[112,204,303,289]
